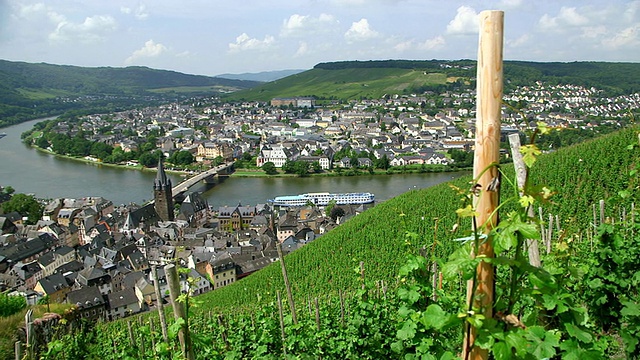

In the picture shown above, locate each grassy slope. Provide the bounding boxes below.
[224,68,448,102]
[192,126,640,313]
[0,60,258,95]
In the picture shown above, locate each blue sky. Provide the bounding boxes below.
[0,0,638,76]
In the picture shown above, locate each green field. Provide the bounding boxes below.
[225,68,450,101]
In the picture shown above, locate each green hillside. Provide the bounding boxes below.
[225,59,640,102]
[195,125,640,309]
[225,67,449,102]
[0,60,260,128]
[19,126,640,359]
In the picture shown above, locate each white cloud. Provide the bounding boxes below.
[281,13,337,37]
[121,4,148,20]
[228,33,275,53]
[446,6,479,35]
[623,1,640,22]
[16,3,46,18]
[49,15,117,43]
[394,35,445,52]
[539,7,588,32]
[344,18,378,42]
[496,0,523,9]
[581,26,607,39]
[125,39,167,64]
[176,51,192,58]
[507,34,530,47]
[294,41,309,57]
[603,24,639,49]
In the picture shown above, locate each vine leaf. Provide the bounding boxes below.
[492,342,511,360]
[420,304,453,330]
[564,323,593,343]
[520,144,541,168]
[525,326,560,359]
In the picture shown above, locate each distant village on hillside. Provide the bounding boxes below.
[0,79,638,321]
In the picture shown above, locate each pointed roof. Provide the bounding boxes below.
[154,157,172,189]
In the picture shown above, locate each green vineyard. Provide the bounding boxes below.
[28,126,640,359]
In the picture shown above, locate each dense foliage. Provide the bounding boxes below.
[314,59,640,95]
[0,193,44,225]
[28,125,640,359]
[0,59,259,128]
[0,293,26,317]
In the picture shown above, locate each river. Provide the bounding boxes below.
[0,118,467,207]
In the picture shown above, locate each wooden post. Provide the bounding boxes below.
[217,314,228,350]
[25,309,33,360]
[547,214,553,251]
[339,289,345,327]
[14,341,22,360]
[508,133,541,267]
[149,318,157,359]
[463,10,503,360]
[165,263,194,360]
[127,320,135,349]
[599,199,605,225]
[277,291,287,357]
[152,265,169,343]
[314,298,321,331]
[276,242,297,324]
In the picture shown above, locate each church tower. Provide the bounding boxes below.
[154,157,174,221]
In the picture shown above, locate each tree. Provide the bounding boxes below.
[294,161,310,177]
[1,193,44,225]
[262,162,278,175]
[311,161,322,173]
[169,150,195,166]
[282,160,296,174]
[330,206,345,222]
[375,154,391,170]
[325,199,337,217]
[139,151,161,168]
[213,156,224,166]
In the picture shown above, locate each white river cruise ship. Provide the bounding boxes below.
[270,192,375,207]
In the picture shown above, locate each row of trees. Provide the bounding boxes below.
[24,120,195,168]
[0,187,44,225]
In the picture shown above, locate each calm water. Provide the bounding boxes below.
[0,118,466,207]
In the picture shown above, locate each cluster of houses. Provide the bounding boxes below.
[0,163,370,322]
[42,79,638,175]
[2,79,637,321]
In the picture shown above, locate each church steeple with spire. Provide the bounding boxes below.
[154,157,174,221]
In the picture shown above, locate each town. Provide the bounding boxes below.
[1,79,638,322]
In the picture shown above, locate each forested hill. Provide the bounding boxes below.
[314,60,640,94]
[0,60,260,128]
[225,59,640,102]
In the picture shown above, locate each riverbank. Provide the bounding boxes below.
[231,166,472,178]
[29,144,472,179]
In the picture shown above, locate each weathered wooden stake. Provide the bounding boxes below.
[165,263,194,360]
[314,298,321,331]
[431,262,439,301]
[127,320,135,349]
[339,289,345,327]
[152,265,169,343]
[547,214,553,251]
[14,341,22,360]
[149,318,157,359]
[508,133,541,267]
[463,10,503,360]
[25,309,33,360]
[217,314,228,350]
[276,291,287,357]
[600,199,606,225]
[276,242,297,324]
